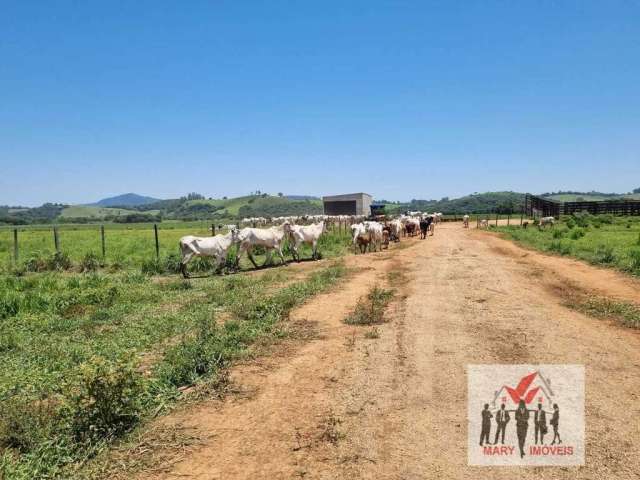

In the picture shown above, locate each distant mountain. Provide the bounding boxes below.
[92,193,161,207]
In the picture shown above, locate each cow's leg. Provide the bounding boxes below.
[312,240,318,260]
[180,252,194,278]
[246,247,259,268]
[263,249,273,267]
[277,245,287,265]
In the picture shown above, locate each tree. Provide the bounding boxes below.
[278,192,284,197]
[633,187,640,194]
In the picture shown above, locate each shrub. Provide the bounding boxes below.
[79,252,101,273]
[569,227,586,240]
[552,228,566,239]
[594,244,616,264]
[66,357,143,444]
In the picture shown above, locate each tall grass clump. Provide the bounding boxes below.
[344,286,395,325]
[594,244,616,264]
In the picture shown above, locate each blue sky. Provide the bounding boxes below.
[1,1,639,206]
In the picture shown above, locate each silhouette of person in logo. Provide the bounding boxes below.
[480,403,493,446]
[515,399,530,458]
[535,403,548,444]
[493,403,510,444]
[550,403,562,445]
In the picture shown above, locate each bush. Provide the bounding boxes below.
[79,252,101,273]
[66,357,143,444]
[569,227,586,240]
[552,228,566,239]
[564,217,576,229]
[594,244,616,264]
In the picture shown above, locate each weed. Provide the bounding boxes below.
[364,327,380,339]
[594,244,615,264]
[569,227,585,240]
[80,252,101,272]
[344,286,394,325]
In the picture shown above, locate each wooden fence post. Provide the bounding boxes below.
[507,214,510,226]
[520,213,523,226]
[100,225,106,258]
[53,227,60,253]
[154,224,160,259]
[13,229,18,264]
[495,213,499,227]
[211,223,215,236]
[476,216,479,228]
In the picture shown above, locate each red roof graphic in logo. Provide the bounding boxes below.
[504,372,540,404]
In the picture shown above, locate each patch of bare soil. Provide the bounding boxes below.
[130,225,640,479]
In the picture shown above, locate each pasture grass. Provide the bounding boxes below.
[0,259,346,478]
[496,214,640,276]
[344,286,395,325]
[0,223,353,274]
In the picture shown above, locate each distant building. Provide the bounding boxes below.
[322,192,372,216]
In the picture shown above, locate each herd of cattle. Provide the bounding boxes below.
[178,212,444,277]
[178,212,555,277]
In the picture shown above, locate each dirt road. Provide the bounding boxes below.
[137,224,640,480]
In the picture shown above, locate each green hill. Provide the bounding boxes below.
[384,191,526,215]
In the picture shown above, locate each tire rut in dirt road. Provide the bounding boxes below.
[332,224,640,480]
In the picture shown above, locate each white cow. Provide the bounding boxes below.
[388,219,403,242]
[284,221,325,261]
[235,225,287,268]
[351,223,371,254]
[480,219,489,229]
[364,221,384,252]
[179,229,238,278]
[539,216,555,228]
[463,214,470,228]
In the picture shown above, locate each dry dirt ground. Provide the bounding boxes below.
[135,223,640,480]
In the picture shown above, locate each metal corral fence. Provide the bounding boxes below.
[524,193,640,218]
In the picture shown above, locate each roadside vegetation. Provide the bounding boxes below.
[0,259,346,478]
[344,286,395,325]
[496,213,640,276]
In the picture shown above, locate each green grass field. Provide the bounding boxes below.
[60,206,141,219]
[496,214,640,276]
[0,228,349,478]
[0,222,352,273]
